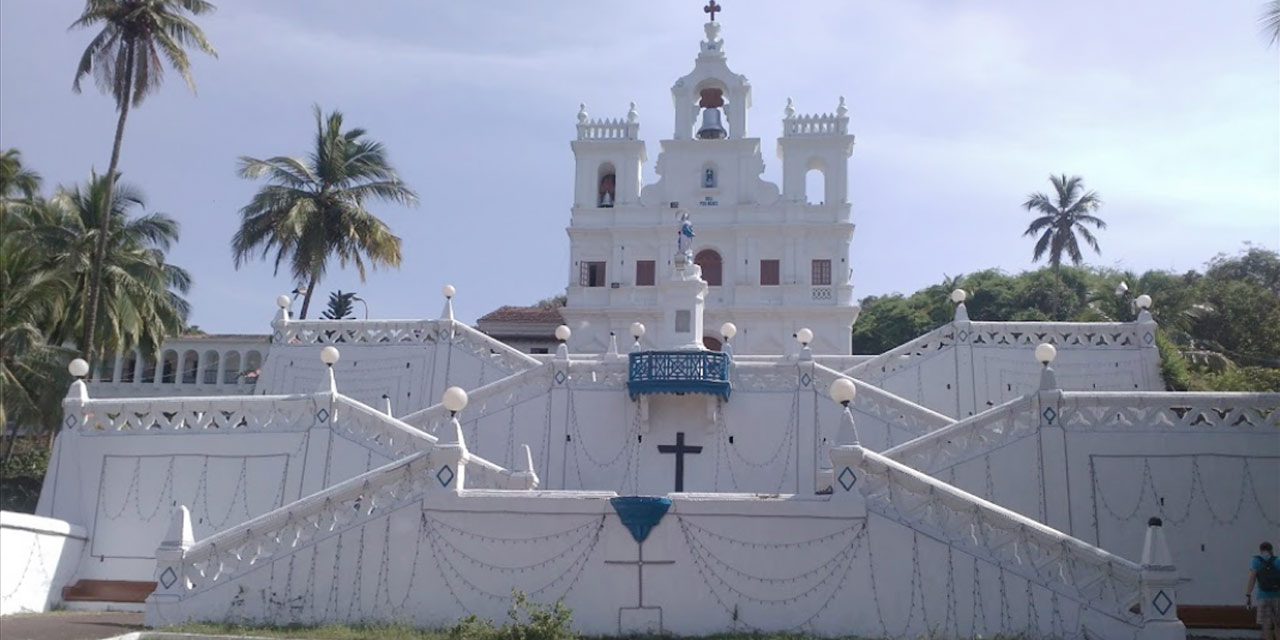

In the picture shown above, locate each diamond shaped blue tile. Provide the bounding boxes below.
[1152,589,1172,616]
[436,464,454,487]
[159,566,177,589]
[838,466,857,492]
[316,408,330,423]
[1144,331,1155,345]
[554,370,567,385]
[64,414,76,428]
[800,373,812,388]
[1042,407,1057,424]
[958,330,970,343]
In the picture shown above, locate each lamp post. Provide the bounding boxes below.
[352,296,369,320]
[630,322,646,352]
[1035,342,1058,390]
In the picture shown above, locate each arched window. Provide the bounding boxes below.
[223,351,241,385]
[695,249,723,286]
[202,350,220,384]
[120,352,137,383]
[161,350,178,383]
[597,163,616,208]
[244,351,263,386]
[182,350,199,384]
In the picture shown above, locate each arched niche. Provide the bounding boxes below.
[597,163,616,208]
[202,350,220,384]
[805,158,827,205]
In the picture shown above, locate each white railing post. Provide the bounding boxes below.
[145,505,193,625]
[1138,517,1186,639]
[431,415,467,492]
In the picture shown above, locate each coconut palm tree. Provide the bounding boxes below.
[22,174,192,360]
[1,149,42,215]
[1264,0,1280,46]
[70,0,217,363]
[232,106,419,319]
[1022,174,1106,319]
[0,220,74,459]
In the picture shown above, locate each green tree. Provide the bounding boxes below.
[232,106,419,319]
[1022,174,1106,319]
[21,174,192,360]
[70,0,217,363]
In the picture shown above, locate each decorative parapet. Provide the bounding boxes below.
[576,103,640,141]
[63,394,321,434]
[848,446,1145,627]
[270,318,539,375]
[1057,391,1280,431]
[782,113,848,137]
[627,350,731,401]
[966,321,1154,350]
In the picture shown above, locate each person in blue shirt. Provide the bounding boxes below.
[1247,541,1280,640]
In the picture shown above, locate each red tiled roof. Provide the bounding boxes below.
[476,305,564,325]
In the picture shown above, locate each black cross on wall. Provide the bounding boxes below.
[657,431,702,492]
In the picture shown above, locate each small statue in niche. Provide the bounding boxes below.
[703,167,716,189]
[677,210,695,262]
[598,173,616,208]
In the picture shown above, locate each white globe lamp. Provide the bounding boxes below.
[320,346,341,367]
[442,284,456,299]
[796,328,814,347]
[829,378,856,406]
[720,322,737,341]
[630,322,646,339]
[1135,294,1152,310]
[276,294,292,309]
[1035,343,1057,366]
[950,288,967,304]
[555,325,572,342]
[68,358,90,379]
[442,386,469,415]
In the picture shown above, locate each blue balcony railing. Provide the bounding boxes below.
[627,350,731,401]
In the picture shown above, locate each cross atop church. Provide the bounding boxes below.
[704,0,722,22]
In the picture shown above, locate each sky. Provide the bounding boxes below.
[1,1,1277,333]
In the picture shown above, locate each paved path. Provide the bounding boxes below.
[0,612,143,640]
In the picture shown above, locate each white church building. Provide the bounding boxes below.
[2,11,1277,640]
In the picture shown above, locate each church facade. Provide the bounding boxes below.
[561,20,858,355]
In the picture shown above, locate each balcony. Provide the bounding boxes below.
[627,350,731,401]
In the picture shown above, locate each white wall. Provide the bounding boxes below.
[0,511,86,615]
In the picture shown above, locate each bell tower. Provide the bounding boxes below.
[670,19,751,141]
[570,103,647,209]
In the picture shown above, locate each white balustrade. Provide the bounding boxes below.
[576,118,639,141]
[1058,391,1280,431]
[783,113,848,136]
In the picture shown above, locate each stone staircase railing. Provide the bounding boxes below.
[841,324,956,379]
[846,446,1145,627]
[401,365,554,432]
[812,365,956,439]
[880,395,1035,474]
[1058,391,1280,431]
[966,321,1152,350]
[156,451,436,600]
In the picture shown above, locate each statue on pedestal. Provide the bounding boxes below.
[676,211,695,265]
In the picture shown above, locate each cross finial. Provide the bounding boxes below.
[704,0,721,22]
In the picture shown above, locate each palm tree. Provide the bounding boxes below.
[21,174,192,360]
[1264,0,1280,47]
[232,106,419,319]
[1022,174,1106,319]
[1,149,42,213]
[1,217,74,460]
[70,0,217,363]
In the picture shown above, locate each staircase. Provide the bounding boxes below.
[62,579,155,611]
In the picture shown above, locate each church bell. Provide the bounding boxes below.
[697,107,727,140]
